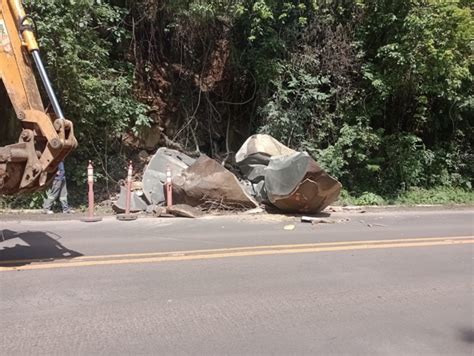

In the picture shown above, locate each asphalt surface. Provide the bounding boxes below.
[0,208,473,355]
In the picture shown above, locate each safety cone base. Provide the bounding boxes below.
[81,216,103,223]
[116,213,138,221]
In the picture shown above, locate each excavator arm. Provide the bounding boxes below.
[0,0,77,195]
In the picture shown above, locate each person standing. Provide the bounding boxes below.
[43,161,75,214]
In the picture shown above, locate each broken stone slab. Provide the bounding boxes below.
[172,156,259,209]
[167,204,204,218]
[143,171,165,205]
[142,147,196,205]
[265,152,342,214]
[251,180,268,203]
[240,179,267,204]
[244,164,267,183]
[113,186,149,213]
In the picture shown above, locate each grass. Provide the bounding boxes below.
[394,187,474,205]
[339,186,474,206]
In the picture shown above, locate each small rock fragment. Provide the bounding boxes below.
[284,224,296,231]
[167,204,204,218]
[243,207,265,214]
[301,216,336,224]
[359,219,387,228]
[343,206,362,211]
[301,216,317,223]
[131,181,143,191]
[146,205,166,216]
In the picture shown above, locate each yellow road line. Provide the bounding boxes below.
[0,236,472,272]
[3,236,472,265]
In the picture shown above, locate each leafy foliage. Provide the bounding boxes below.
[8,0,472,206]
[356,0,473,193]
[256,0,473,194]
[25,0,150,197]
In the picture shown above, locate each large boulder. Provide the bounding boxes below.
[173,156,258,209]
[236,135,342,213]
[265,152,342,213]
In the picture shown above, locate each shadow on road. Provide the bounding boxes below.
[0,229,83,267]
[459,328,474,344]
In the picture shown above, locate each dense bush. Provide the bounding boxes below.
[253,0,472,194]
[10,0,472,205]
[24,0,150,198]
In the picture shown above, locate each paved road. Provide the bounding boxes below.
[0,208,473,355]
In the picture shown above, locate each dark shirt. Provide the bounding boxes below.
[55,162,66,181]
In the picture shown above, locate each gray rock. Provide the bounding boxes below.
[235,135,342,214]
[113,186,149,213]
[142,147,196,205]
[265,152,341,213]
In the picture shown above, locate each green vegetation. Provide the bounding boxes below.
[394,187,474,206]
[25,0,150,191]
[339,187,474,206]
[5,0,473,206]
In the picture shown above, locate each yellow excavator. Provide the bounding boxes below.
[0,0,77,195]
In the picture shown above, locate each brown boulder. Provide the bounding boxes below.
[173,156,258,209]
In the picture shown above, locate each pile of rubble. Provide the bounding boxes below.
[114,134,342,216]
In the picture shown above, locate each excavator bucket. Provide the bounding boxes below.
[0,0,77,195]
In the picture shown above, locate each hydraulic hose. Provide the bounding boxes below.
[31,50,65,120]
